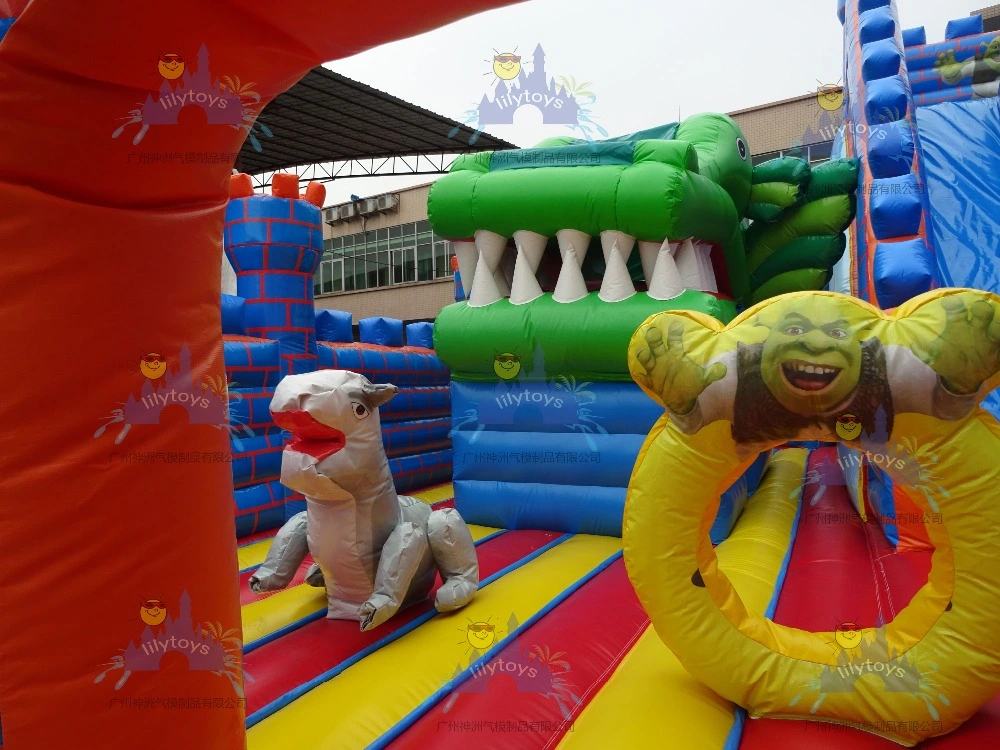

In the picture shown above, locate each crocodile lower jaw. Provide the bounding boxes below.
[455,229,726,308]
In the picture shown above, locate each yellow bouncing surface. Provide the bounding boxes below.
[624,289,1000,747]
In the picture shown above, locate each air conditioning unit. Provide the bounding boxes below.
[376,194,398,211]
[359,198,379,215]
[338,203,357,220]
[323,207,338,224]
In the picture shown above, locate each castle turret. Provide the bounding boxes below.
[224,173,326,375]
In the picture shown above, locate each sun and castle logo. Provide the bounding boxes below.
[451,346,607,450]
[94,345,232,445]
[95,591,246,697]
[440,613,579,720]
[787,620,949,721]
[112,44,271,150]
[451,44,605,144]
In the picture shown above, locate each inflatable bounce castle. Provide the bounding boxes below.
[1,1,1000,749]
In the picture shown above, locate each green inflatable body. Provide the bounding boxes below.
[428,113,858,380]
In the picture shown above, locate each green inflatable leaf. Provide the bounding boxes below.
[750,234,847,290]
[750,268,832,305]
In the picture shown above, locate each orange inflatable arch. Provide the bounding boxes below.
[0,2,518,748]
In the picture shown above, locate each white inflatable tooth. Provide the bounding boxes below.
[638,240,662,287]
[467,252,502,307]
[452,240,478,299]
[512,230,548,272]
[556,229,591,267]
[695,242,718,293]
[509,246,544,305]
[647,242,685,300]
[598,245,636,303]
[475,229,510,297]
[552,246,589,303]
[674,239,704,291]
[600,231,635,265]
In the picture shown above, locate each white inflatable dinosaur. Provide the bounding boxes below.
[248,369,478,631]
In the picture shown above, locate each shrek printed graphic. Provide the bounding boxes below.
[631,293,1000,455]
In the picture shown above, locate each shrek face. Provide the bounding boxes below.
[760,311,862,414]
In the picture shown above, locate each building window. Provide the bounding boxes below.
[318,220,459,293]
[808,141,833,163]
[752,150,780,166]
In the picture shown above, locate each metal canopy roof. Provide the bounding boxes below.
[234,66,515,183]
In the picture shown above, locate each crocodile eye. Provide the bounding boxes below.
[737,138,747,160]
[351,402,369,420]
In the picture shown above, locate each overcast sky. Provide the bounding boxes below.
[316,0,988,204]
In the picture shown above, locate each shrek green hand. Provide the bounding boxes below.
[934,50,965,84]
[911,296,1000,395]
[635,321,727,414]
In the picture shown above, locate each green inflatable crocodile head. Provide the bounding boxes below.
[427,113,857,381]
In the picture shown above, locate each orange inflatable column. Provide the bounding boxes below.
[0,2,519,748]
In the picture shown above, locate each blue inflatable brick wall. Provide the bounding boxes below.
[405,321,435,349]
[359,316,404,347]
[316,309,352,343]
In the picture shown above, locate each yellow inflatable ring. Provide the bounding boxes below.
[623,289,1000,747]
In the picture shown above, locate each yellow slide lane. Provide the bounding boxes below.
[558,450,807,749]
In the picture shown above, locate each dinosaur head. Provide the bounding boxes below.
[270,370,398,497]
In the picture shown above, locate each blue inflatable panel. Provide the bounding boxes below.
[862,39,902,80]
[945,16,982,40]
[865,76,908,121]
[455,479,626,537]
[234,480,287,537]
[383,417,451,458]
[316,309,353,343]
[453,431,643,487]
[709,452,771,544]
[866,464,899,546]
[221,294,246,334]
[231,432,285,489]
[869,174,922,239]
[450,380,662,436]
[359,316,404,347]
[867,121,914,179]
[916,98,1000,418]
[228,387,277,433]
[873,238,937,308]
[223,336,282,389]
[318,344,450,387]
[857,0,889,13]
[0,17,14,43]
[390,449,453,494]
[284,492,306,521]
[380,386,451,423]
[405,322,435,349]
[859,7,895,45]
[902,26,926,47]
